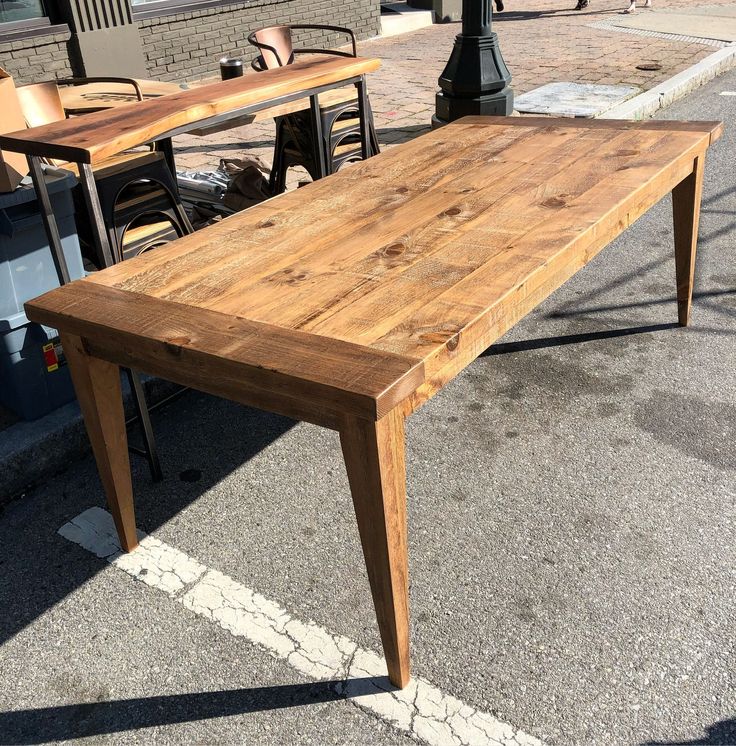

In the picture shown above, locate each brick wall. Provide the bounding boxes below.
[137,0,381,83]
[0,29,74,85]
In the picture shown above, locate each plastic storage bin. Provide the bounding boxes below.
[0,170,85,420]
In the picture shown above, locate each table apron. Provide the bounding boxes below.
[76,333,365,432]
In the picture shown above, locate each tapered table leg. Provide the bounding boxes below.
[339,407,410,688]
[62,333,138,552]
[672,155,705,327]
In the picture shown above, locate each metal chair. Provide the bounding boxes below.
[247,24,379,192]
[16,81,192,268]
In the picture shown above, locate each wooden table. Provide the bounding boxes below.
[24,116,721,689]
[0,55,380,273]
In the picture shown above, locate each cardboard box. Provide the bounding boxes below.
[0,68,29,193]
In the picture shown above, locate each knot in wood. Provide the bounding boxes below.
[384,243,405,257]
[446,334,460,351]
[541,196,567,209]
[442,207,462,217]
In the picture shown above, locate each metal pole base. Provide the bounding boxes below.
[434,86,514,124]
[434,30,514,125]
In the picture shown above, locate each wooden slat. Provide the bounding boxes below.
[463,116,724,144]
[0,56,381,164]
[24,282,424,425]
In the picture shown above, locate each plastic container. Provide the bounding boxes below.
[0,170,85,420]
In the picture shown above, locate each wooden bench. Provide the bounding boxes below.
[24,116,722,689]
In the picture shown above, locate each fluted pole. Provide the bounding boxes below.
[462,0,491,35]
[433,0,513,126]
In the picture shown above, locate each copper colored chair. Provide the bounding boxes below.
[247,24,379,192]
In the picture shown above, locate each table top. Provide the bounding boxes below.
[59,79,187,114]
[25,117,722,421]
[0,55,380,164]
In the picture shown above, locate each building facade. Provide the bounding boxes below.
[0,0,381,85]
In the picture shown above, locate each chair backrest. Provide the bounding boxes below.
[250,26,295,69]
[16,83,68,167]
[16,82,66,128]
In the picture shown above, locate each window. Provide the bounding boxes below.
[0,0,47,24]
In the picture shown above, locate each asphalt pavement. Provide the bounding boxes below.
[0,70,734,746]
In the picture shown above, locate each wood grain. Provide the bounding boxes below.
[61,333,138,552]
[0,56,381,164]
[672,155,705,327]
[25,282,425,426]
[340,407,410,688]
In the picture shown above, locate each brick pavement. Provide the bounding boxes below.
[173,0,732,177]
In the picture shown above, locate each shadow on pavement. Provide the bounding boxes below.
[0,678,383,745]
[484,322,678,355]
[0,394,295,647]
[641,718,736,745]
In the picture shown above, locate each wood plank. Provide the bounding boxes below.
[0,56,381,164]
[339,407,410,689]
[24,282,425,425]
[299,128,668,342]
[461,115,724,144]
[209,125,610,324]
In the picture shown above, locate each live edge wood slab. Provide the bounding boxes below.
[0,55,381,165]
[25,116,722,689]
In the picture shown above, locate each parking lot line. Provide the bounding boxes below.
[59,507,543,746]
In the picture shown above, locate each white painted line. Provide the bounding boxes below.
[60,507,544,746]
[719,90,736,95]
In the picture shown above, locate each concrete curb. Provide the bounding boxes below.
[0,377,179,506]
[600,43,736,119]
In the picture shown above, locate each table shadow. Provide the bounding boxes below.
[641,718,736,746]
[0,678,383,745]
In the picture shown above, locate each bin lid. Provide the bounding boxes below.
[0,168,77,209]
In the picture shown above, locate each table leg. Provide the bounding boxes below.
[77,162,117,268]
[62,332,138,553]
[309,94,328,179]
[672,155,705,327]
[27,156,71,286]
[339,408,410,689]
[356,76,371,161]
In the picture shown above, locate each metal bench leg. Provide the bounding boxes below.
[125,368,163,483]
[28,156,71,286]
[356,76,372,161]
[309,94,328,180]
[78,162,117,268]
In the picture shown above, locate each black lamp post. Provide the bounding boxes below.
[433,0,513,126]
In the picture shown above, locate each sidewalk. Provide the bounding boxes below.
[174,0,735,170]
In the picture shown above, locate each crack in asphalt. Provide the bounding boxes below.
[59,507,544,746]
